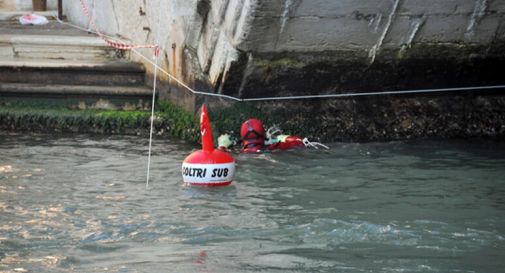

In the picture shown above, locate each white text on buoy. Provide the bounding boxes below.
[181,104,236,186]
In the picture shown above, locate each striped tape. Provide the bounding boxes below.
[79,0,159,57]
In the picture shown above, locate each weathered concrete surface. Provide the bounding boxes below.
[63,0,505,96]
[55,0,505,141]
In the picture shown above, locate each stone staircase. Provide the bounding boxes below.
[0,12,152,110]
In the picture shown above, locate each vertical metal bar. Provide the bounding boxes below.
[172,43,177,76]
[58,0,63,20]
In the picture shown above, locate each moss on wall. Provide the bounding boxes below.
[157,100,199,142]
[0,100,201,142]
[2,92,505,144]
[0,106,150,134]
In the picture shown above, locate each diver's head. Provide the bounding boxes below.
[240,119,265,146]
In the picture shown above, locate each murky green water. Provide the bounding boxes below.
[1,132,504,273]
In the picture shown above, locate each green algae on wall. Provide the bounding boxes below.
[0,106,151,135]
[157,100,199,143]
[0,100,201,142]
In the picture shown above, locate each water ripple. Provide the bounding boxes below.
[1,133,505,272]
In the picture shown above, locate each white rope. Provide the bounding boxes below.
[145,0,164,189]
[56,17,505,102]
[130,48,243,101]
[302,138,329,150]
[130,46,505,101]
[145,56,158,189]
[241,85,505,101]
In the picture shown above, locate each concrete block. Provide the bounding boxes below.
[13,45,114,60]
[414,14,470,43]
[400,0,476,15]
[209,0,230,25]
[231,0,260,46]
[64,1,89,29]
[383,12,499,46]
[382,15,425,47]
[495,15,505,39]
[248,0,395,52]
[224,0,254,44]
[488,0,505,13]
[275,16,381,51]
[93,1,120,35]
[208,31,237,84]
[390,12,499,44]
[196,17,221,72]
[47,0,57,10]
[254,1,285,17]
[465,13,502,43]
[293,0,393,17]
[241,15,281,52]
[15,0,30,11]
[223,0,243,37]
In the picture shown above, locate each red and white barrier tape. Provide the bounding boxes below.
[79,0,159,57]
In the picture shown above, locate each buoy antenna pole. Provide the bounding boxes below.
[200,105,214,152]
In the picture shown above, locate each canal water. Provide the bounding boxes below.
[1,132,504,273]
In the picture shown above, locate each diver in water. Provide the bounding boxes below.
[218,118,319,153]
[240,118,269,152]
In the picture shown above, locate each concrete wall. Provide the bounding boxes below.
[15,0,58,10]
[64,0,505,101]
[244,0,505,52]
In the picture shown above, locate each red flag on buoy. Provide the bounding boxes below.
[182,104,236,186]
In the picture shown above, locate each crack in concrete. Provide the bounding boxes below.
[465,0,487,39]
[369,0,402,64]
[238,52,254,98]
[400,16,425,55]
[370,13,383,34]
[406,17,424,46]
[275,0,301,51]
[279,0,294,35]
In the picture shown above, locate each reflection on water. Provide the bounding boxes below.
[1,132,504,273]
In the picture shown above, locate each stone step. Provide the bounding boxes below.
[0,21,87,36]
[0,34,119,60]
[0,83,154,110]
[0,11,59,21]
[0,17,151,110]
[0,82,153,96]
[0,58,146,87]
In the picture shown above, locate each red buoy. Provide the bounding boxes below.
[182,105,235,186]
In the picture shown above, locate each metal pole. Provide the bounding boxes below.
[58,0,63,20]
